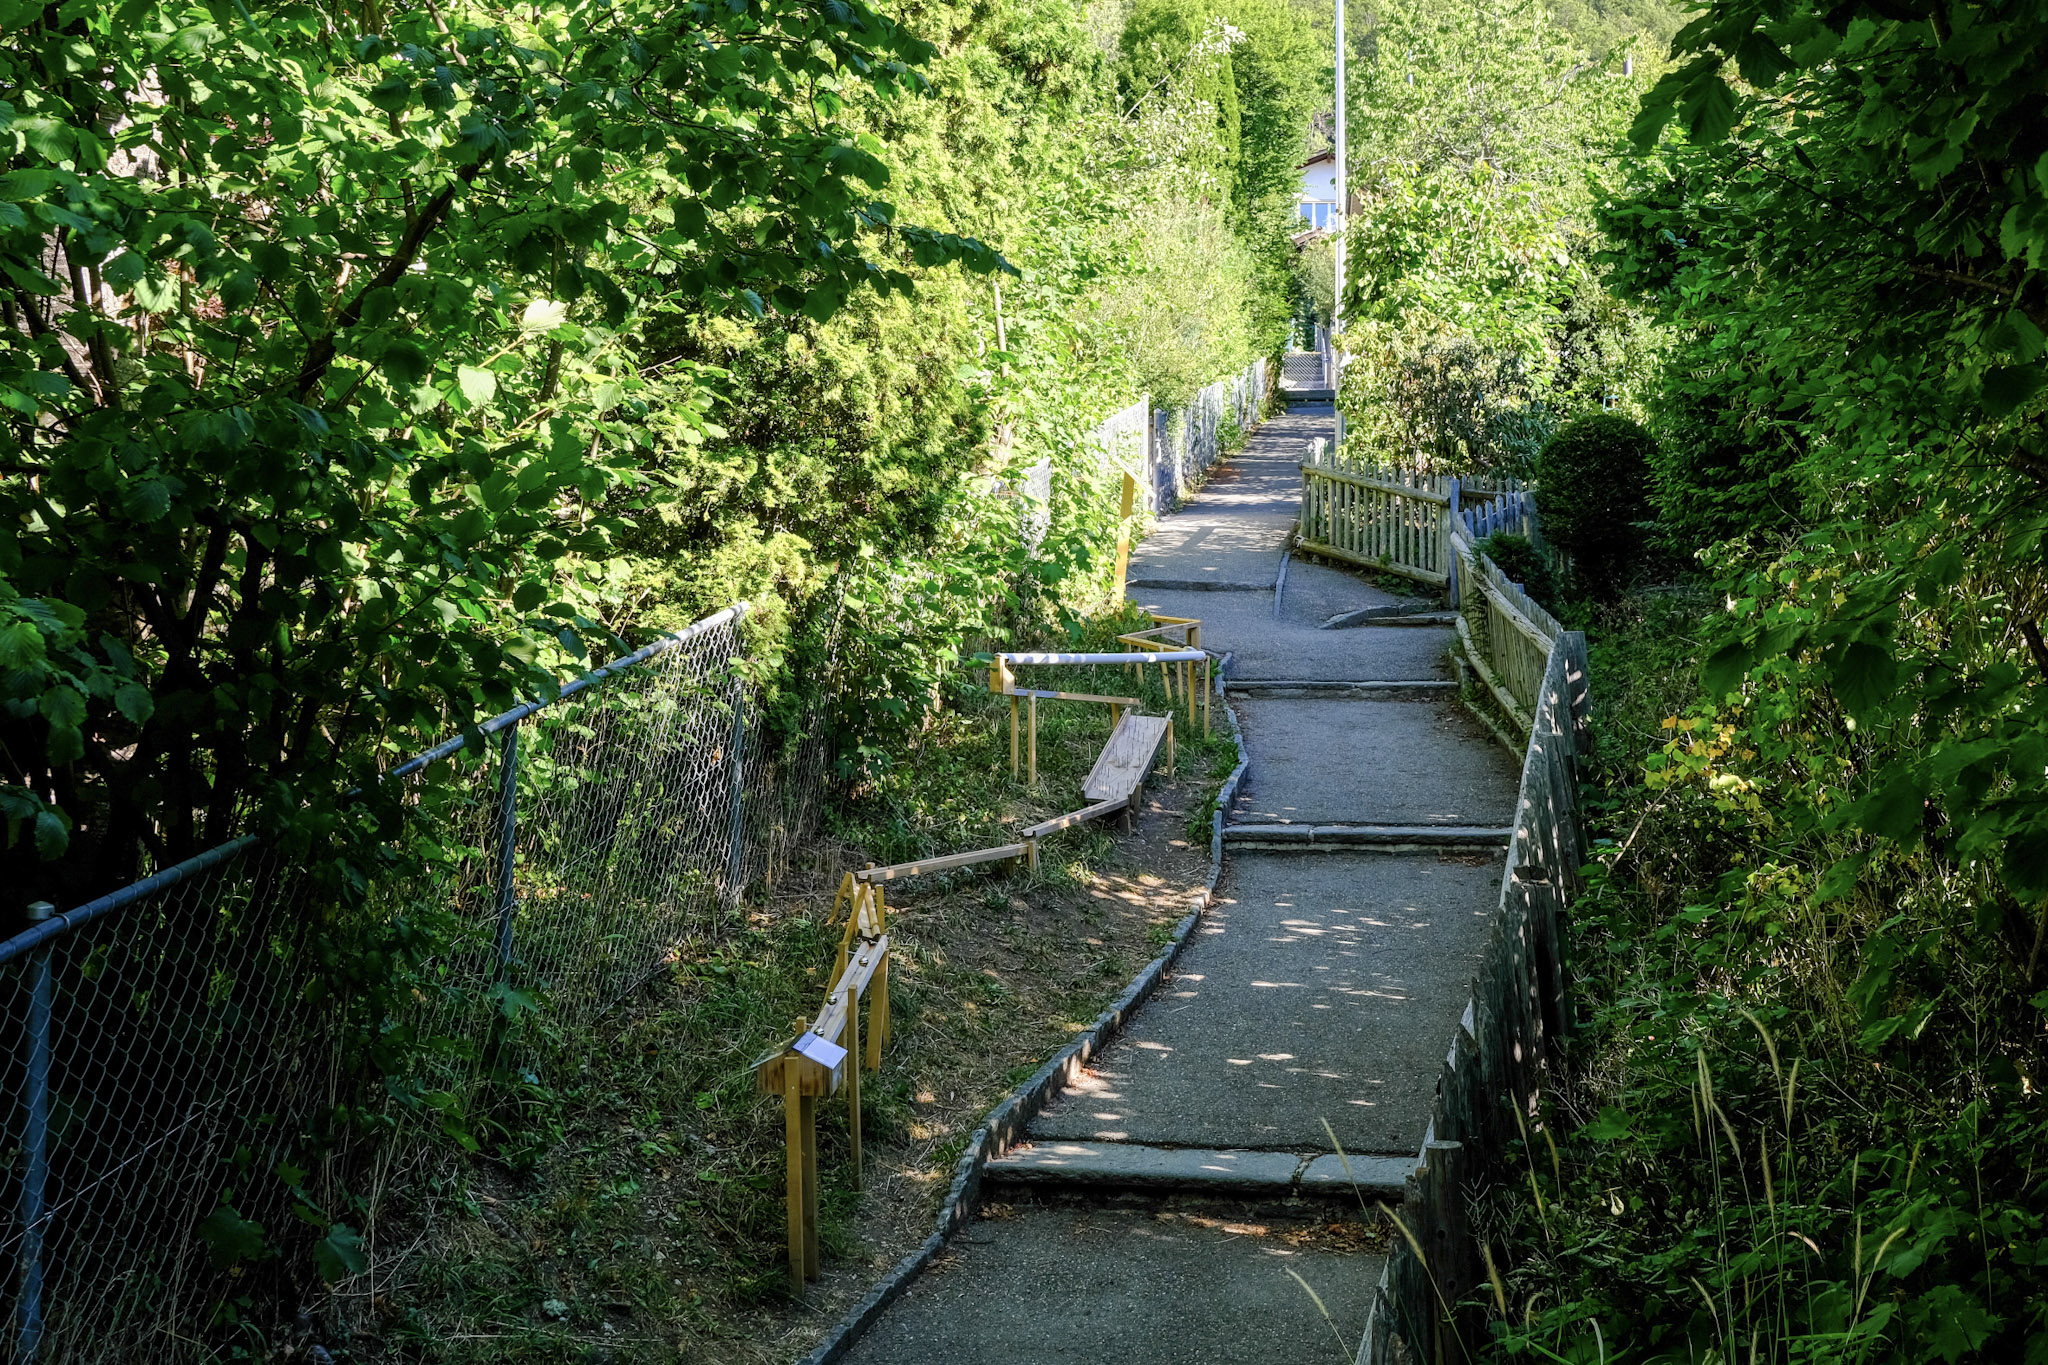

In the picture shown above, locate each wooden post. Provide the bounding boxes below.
[1165,714,1175,774]
[844,985,862,1189]
[1027,692,1038,787]
[1027,836,1040,874]
[1423,1139,1475,1363]
[1009,696,1019,780]
[783,1050,809,1291]
[833,910,852,983]
[873,949,891,1054]
[1203,656,1211,735]
[1113,473,1135,601]
[800,1087,820,1280]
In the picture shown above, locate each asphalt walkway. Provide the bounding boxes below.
[842,390,1518,1365]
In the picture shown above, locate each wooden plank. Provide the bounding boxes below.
[1296,537,1449,588]
[1299,465,1452,505]
[754,934,891,1096]
[844,984,862,1188]
[1021,795,1129,839]
[867,951,888,1067]
[1028,692,1038,786]
[1000,649,1205,665]
[1478,577,1556,653]
[1010,688,1142,706]
[1083,712,1170,802]
[800,1090,819,1278]
[855,844,1027,883]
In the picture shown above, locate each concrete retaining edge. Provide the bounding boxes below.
[796,675,1250,1365]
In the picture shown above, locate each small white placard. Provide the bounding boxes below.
[791,1031,847,1069]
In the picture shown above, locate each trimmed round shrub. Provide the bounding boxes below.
[1536,413,1656,598]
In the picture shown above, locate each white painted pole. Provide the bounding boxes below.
[1331,0,1347,450]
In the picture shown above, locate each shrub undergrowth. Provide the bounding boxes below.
[1485,591,2048,1364]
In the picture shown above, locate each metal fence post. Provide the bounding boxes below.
[19,900,54,1361]
[492,724,519,979]
[724,679,747,904]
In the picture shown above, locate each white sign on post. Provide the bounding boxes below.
[791,1031,847,1070]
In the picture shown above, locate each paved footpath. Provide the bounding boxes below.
[843,394,1518,1365]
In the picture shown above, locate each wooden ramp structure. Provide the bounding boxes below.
[1084,712,1171,803]
[759,615,1209,1290]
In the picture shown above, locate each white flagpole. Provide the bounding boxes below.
[1331,0,1347,450]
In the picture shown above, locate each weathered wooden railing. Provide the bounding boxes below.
[1452,531,1564,735]
[1297,460,1452,588]
[1358,630,1593,1365]
[1297,442,1540,592]
[1457,485,1533,540]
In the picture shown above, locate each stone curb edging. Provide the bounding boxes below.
[795,678,1249,1365]
[1320,609,1458,630]
[1211,667,1251,868]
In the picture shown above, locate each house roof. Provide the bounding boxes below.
[1299,147,1335,170]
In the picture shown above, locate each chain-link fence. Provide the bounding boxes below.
[0,603,827,1363]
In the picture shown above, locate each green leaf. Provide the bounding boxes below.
[2004,826,2048,898]
[0,620,45,669]
[38,684,85,729]
[521,299,568,332]
[1817,851,1870,902]
[1981,363,2045,418]
[1829,638,1896,719]
[195,1202,268,1269]
[1580,1106,1631,1142]
[1682,73,1739,143]
[14,116,75,163]
[1733,32,1791,86]
[312,1222,367,1282]
[1855,768,1929,843]
[122,477,174,522]
[112,681,153,725]
[456,365,497,407]
[133,271,179,313]
[1701,639,1752,696]
[33,808,68,860]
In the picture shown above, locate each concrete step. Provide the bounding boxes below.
[1284,388,1336,402]
[839,1196,1382,1365]
[1223,823,1512,851]
[1321,607,1459,629]
[1226,679,1454,699]
[985,1139,1412,1195]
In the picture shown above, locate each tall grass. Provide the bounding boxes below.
[1477,591,2045,1364]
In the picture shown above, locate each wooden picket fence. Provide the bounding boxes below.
[1359,631,1593,1365]
[1452,532,1563,735]
[1297,463,1452,588]
[1296,439,1538,591]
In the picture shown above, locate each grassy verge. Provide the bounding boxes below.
[344,609,1238,1362]
[1479,589,2048,1364]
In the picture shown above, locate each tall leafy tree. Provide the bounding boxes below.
[0,0,1002,903]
